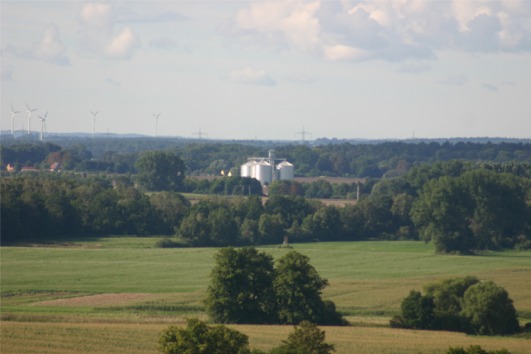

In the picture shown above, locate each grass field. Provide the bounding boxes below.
[1,239,531,353]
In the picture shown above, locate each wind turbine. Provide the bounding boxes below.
[90,110,98,138]
[38,112,48,141]
[26,103,37,135]
[153,113,161,137]
[9,103,20,135]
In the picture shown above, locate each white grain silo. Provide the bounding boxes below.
[241,160,257,178]
[255,161,273,185]
[276,161,294,180]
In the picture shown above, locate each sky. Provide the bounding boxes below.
[1,0,531,141]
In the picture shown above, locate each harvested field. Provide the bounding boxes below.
[34,293,158,307]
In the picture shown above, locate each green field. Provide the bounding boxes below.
[1,239,531,353]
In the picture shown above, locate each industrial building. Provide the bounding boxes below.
[240,150,294,185]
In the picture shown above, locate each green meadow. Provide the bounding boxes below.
[1,239,531,353]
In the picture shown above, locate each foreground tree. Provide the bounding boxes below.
[206,248,345,326]
[424,276,479,331]
[274,251,345,325]
[390,290,435,330]
[205,248,277,324]
[391,278,520,335]
[271,321,335,354]
[159,318,250,354]
[461,282,520,335]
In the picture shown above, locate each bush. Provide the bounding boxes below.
[270,321,335,354]
[155,238,186,248]
[447,345,511,354]
[392,278,521,336]
[390,290,435,329]
[159,318,250,354]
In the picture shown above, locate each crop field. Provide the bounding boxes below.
[1,239,531,353]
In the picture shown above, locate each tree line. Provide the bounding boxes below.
[2,159,529,253]
[2,139,531,178]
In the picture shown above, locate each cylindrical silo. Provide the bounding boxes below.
[276,161,294,180]
[240,160,256,178]
[255,161,272,185]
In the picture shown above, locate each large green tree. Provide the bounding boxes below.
[271,321,335,354]
[159,318,250,354]
[390,290,435,330]
[274,251,345,325]
[205,248,277,324]
[461,282,520,335]
[411,170,529,253]
[135,151,185,191]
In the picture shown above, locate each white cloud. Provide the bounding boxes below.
[105,27,139,59]
[234,1,321,53]
[324,44,370,61]
[32,24,69,65]
[224,67,276,86]
[78,2,140,60]
[228,0,531,63]
[4,24,69,65]
[79,2,113,29]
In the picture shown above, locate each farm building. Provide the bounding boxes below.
[240,150,294,185]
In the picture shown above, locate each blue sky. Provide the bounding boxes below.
[2,1,530,140]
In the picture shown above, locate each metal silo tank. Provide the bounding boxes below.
[255,161,272,184]
[277,161,294,180]
[240,161,256,177]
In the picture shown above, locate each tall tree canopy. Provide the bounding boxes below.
[135,151,185,191]
[411,170,529,253]
[205,247,277,324]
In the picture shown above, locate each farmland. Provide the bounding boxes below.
[1,239,531,353]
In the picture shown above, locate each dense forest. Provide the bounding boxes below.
[2,137,531,178]
[2,152,530,252]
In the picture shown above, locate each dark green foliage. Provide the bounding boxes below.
[412,170,529,253]
[424,276,479,315]
[424,276,479,331]
[390,290,435,329]
[392,278,520,336]
[206,248,345,326]
[135,151,185,192]
[149,192,190,234]
[205,248,277,324]
[270,321,335,354]
[274,251,345,325]
[159,318,250,354]
[461,282,520,335]
[447,345,511,354]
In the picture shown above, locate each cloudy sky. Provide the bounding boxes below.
[1,1,530,140]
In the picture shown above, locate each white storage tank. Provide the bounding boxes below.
[276,161,294,180]
[240,160,257,178]
[255,161,272,185]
